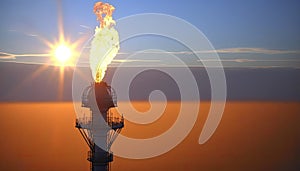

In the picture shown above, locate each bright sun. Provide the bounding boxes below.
[54,44,72,64]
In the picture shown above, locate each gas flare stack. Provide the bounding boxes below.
[76,81,124,171]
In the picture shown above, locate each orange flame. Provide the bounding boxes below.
[90,2,120,83]
[93,2,115,28]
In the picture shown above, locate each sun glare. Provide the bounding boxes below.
[54,44,72,64]
[43,1,84,67]
[49,40,79,66]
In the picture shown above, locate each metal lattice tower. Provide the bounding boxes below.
[76,81,124,171]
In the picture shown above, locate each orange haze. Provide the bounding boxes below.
[0,102,299,171]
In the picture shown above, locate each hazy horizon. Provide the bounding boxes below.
[1,63,299,102]
[1,101,299,171]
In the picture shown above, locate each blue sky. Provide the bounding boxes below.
[0,0,300,68]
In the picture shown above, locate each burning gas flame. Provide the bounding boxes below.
[90,2,120,83]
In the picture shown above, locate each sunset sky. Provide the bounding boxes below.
[0,0,299,102]
[0,0,299,68]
